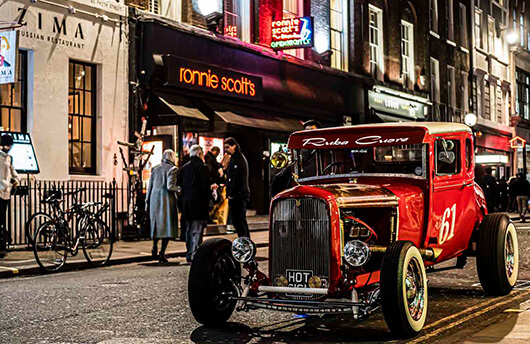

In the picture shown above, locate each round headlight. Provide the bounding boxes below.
[343,240,371,267]
[231,237,256,263]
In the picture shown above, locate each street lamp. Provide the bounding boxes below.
[464,113,477,127]
[506,29,520,46]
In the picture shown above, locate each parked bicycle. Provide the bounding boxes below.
[32,188,114,272]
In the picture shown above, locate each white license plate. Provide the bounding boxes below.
[286,269,313,288]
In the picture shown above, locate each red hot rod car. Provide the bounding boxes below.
[188,122,519,337]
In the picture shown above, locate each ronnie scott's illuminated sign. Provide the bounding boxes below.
[165,56,263,101]
[271,17,314,50]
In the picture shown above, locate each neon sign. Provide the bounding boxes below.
[510,136,526,149]
[224,25,238,38]
[271,17,314,50]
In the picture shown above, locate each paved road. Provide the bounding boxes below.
[1,221,530,344]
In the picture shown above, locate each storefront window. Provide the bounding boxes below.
[68,60,97,174]
[0,50,27,132]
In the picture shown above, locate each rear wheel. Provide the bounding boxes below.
[477,213,519,296]
[188,238,241,326]
[25,212,52,247]
[33,221,68,273]
[82,218,113,267]
[380,241,428,338]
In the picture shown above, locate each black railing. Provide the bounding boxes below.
[8,179,129,247]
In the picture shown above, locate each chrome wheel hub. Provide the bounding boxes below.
[505,231,515,278]
[406,257,425,321]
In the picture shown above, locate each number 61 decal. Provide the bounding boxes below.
[439,203,456,245]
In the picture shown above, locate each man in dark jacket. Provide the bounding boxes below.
[204,146,223,185]
[178,145,213,262]
[477,167,498,213]
[224,137,250,238]
[511,173,530,222]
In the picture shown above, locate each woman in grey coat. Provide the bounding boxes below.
[145,149,179,263]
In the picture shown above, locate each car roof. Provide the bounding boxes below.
[340,122,472,135]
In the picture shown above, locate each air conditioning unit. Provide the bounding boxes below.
[125,0,149,11]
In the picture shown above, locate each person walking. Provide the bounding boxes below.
[178,145,213,262]
[145,149,179,263]
[224,137,251,238]
[512,173,530,222]
[0,134,19,258]
[498,177,509,212]
[477,167,498,213]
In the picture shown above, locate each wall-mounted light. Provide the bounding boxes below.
[464,112,477,127]
[197,0,222,17]
[204,11,223,33]
[506,29,519,45]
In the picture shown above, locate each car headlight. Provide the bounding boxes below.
[231,237,256,263]
[343,240,371,267]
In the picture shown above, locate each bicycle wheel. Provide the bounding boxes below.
[25,212,53,247]
[33,221,68,273]
[82,218,113,266]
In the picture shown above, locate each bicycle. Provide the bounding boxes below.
[32,189,114,272]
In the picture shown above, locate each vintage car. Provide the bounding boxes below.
[188,122,519,337]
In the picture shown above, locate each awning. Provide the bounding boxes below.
[158,96,209,121]
[214,110,302,133]
[374,111,423,123]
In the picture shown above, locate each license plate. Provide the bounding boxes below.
[286,269,313,288]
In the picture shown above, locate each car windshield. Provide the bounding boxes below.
[295,143,427,180]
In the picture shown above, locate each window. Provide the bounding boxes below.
[465,138,472,170]
[68,60,97,174]
[516,69,530,120]
[225,0,250,42]
[459,4,467,48]
[447,65,456,108]
[475,9,482,49]
[490,82,497,121]
[0,50,27,132]
[330,0,348,71]
[147,0,181,21]
[430,0,439,33]
[447,0,454,41]
[369,5,384,79]
[283,0,304,58]
[435,139,460,176]
[488,17,496,54]
[461,71,469,111]
[521,14,526,48]
[401,20,414,89]
[476,74,484,117]
[431,58,440,103]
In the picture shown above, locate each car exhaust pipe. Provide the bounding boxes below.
[369,245,442,262]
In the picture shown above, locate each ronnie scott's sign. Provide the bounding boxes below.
[165,56,263,101]
[271,17,314,50]
[368,90,427,120]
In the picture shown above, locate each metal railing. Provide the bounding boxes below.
[8,179,129,247]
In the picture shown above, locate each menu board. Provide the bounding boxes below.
[1,132,39,174]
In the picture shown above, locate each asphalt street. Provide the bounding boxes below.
[1,221,530,344]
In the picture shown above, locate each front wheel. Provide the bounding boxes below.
[26,212,53,247]
[82,218,114,267]
[477,213,519,296]
[380,241,428,338]
[33,221,68,273]
[188,238,241,326]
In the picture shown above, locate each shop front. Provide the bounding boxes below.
[474,130,514,180]
[367,85,430,123]
[130,15,360,214]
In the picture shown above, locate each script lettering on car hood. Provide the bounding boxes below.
[302,138,349,147]
[355,135,410,145]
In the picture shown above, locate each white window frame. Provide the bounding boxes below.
[283,0,304,58]
[430,0,439,33]
[330,0,348,71]
[447,0,454,41]
[149,0,182,22]
[459,3,467,48]
[431,58,440,103]
[369,5,384,80]
[475,9,483,49]
[447,65,456,108]
[488,16,496,55]
[401,20,415,89]
[224,0,251,42]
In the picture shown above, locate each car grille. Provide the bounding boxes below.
[270,197,330,300]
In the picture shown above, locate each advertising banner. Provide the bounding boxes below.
[0,30,16,85]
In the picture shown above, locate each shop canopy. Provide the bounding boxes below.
[158,96,209,121]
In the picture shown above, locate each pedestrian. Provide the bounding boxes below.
[508,175,518,212]
[498,177,509,212]
[0,134,19,258]
[145,149,179,263]
[178,145,214,262]
[224,137,251,238]
[477,167,498,213]
[205,146,224,185]
[511,173,530,222]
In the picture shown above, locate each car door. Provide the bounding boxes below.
[429,135,472,261]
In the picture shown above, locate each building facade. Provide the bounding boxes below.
[0,0,129,182]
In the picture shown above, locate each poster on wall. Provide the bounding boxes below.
[0,30,17,85]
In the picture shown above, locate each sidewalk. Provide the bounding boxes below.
[0,227,269,279]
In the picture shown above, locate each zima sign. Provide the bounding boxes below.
[0,30,17,85]
[271,17,314,50]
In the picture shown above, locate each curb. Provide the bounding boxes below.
[0,241,269,279]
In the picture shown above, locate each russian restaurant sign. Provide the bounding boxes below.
[368,90,427,120]
[0,31,17,85]
[271,17,314,50]
[165,56,263,101]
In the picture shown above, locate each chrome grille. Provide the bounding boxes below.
[271,197,330,299]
